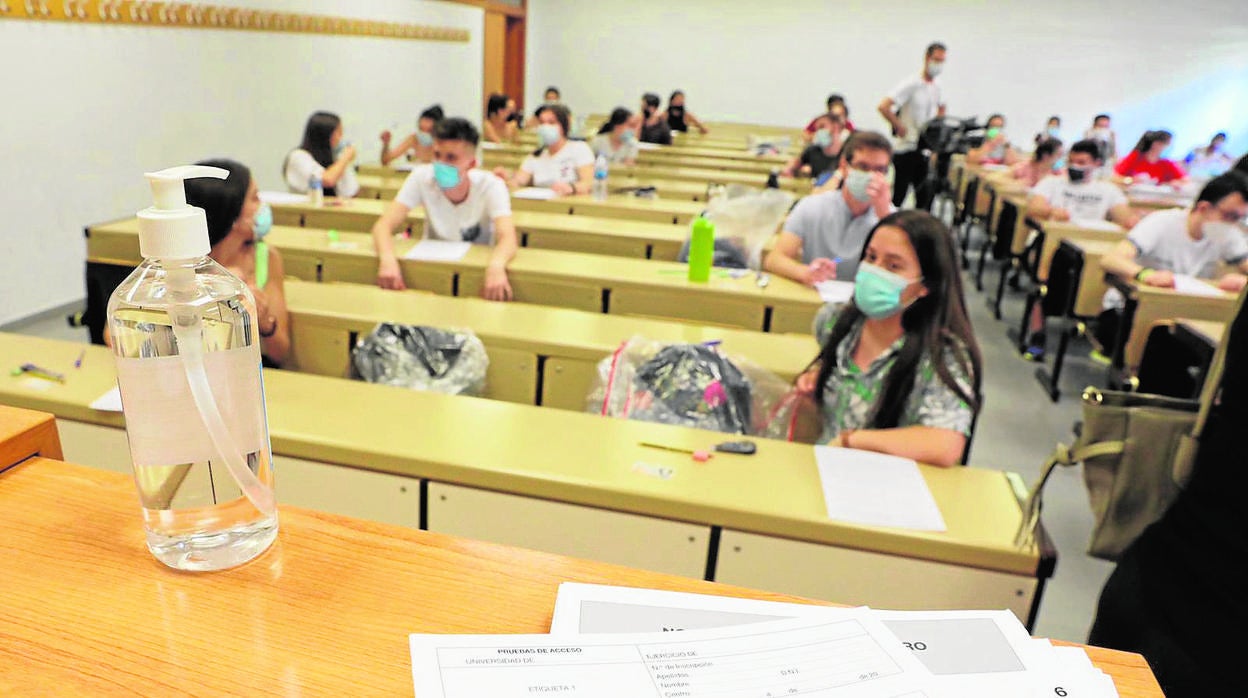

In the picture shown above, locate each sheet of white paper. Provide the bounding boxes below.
[1069,218,1122,232]
[814,446,947,531]
[258,190,310,205]
[89,385,123,412]
[512,187,558,200]
[394,162,416,172]
[635,141,662,150]
[411,612,932,698]
[402,239,472,262]
[480,142,503,150]
[1171,275,1224,297]
[815,280,856,304]
[550,585,1119,698]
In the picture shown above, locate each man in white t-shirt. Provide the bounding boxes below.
[371,117,518,300]
[878,42,947,210]
[1027,139,1139,228]
[1094,171,1248,357]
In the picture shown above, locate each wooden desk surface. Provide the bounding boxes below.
[284,279,818,375]
[0,332,1036,575]
[87,220,822,333]
[1036,219,1126,280]
[1123,282,1238,369]
[0,405,62,468]
[0,459,1158,696]
[359,172,721,203]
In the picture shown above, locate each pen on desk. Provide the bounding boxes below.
[74,350,85,369]
[639,442,712,462]
[12,363,67,383]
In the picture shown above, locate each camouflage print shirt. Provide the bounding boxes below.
[815,309,975,444]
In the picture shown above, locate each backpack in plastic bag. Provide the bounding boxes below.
[587,336,804,438]
[678,185,794,270]
[352,323,488,396]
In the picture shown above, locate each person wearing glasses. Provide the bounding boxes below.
[764,131,895,286]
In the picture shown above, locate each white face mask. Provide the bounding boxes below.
[926,60,944,77]
[1202,220,1239,240]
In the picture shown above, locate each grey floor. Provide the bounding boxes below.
[4,243,1114,644]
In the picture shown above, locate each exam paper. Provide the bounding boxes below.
[549,585,1121,698]
[512,187,558,200]
[1068,218,1122,232]
[814,447,946,531]
[258,191,311,205]
[1171,274,1224,297]
[403,239,472,262]
[815,280,855,305]
[90,386,123,412]
[411,612,933,698]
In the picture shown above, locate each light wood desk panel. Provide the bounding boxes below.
[280,280,817,411]
[1121,282,1238,371]
[0,405,62,469]
[0,457,1159,696]
[358,171,718,203]
[1037,220,1126,280]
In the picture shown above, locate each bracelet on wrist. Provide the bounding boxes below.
[839,428,856,449]
[1134,268,1154,282]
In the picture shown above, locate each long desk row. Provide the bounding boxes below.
[281,279,819,410]
[360,172,722,203]
[87,218,823,333]
[0,332,1053,626]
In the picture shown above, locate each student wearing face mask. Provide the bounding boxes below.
[966,114,1021,167]
[1094,172,1248,355]
[1034,116,1062,146]
[1011,137,1064,189]
[1115,130,1188,185]
[1084,114,1119,167]
[190,159,291,367]
[525,87,564,128]
[1020,139,1140,359]
[764,131,895,286]
[495,104,594,197]
[639,93,673,145]
[483,94,520,144]
[371,118,517,300]
[380,105,444,167]
[284,111,360,198]
[878,42,947,210]
[1184,133,1234,178]
[793,210,983,467]
[803,94,857,143]
[660,90,709,135]
[783,113,846,180]
[592,108,641,166]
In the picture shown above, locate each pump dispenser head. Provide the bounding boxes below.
[137,165,229,259]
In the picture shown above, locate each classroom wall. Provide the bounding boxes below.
[526,0,1248,157]
[0,0,483,326]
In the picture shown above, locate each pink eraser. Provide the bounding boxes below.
[692,450,712,462]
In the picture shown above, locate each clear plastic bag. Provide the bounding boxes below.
[586,336,810,439]
[679,185,794,270]
[352,323,488,396]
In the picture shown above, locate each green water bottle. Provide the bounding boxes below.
[687,217,715,282]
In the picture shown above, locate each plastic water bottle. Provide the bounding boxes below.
[592,155,609,201]
[107,165,278,572]
[309,173,324,207]
[687,217,715,283]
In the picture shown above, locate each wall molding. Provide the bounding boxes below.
[0,1,470,42]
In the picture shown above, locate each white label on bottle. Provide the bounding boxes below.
[115,347,266,467]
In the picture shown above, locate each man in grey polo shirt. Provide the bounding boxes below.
[764,131,896,286]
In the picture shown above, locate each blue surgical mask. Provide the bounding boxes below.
[333,140,350,157]
[1047,126,1060,138]
[253,202,272,240]
[537,123,562,147]
[1052,157,1066,172]
[845,168,872,202]
[621,129,635,144]
[812,129,833,148]
[433,161,461,189]
[417,131,434,147]
[854,262,919,320]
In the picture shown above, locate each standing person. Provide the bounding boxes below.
[380,105,443,166]
[483,94,520,144]
[793,210,982,467]
[1088,279,1248,696]
[639,93,672,145]
[1184,132,1234,178]
[660,90,709,135]
[283,111,360,198]
[763,131,895,286]
[1115,130,1188,185]
[878,42,947,210]
[371,117,517,300]
[495,104,594,197]
[1085,114,1119,168]
[592,108,641,166]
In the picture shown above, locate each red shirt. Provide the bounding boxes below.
[1114,150,1186,183]
[804,115,856,133]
